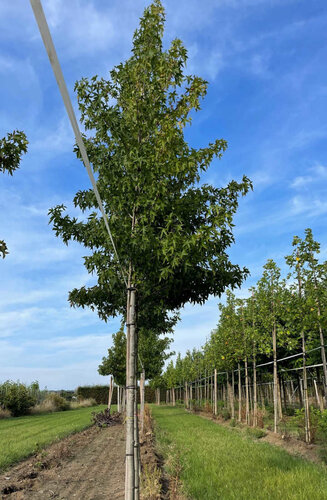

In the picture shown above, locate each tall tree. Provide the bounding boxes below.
[49,2,251,496]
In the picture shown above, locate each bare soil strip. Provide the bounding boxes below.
[0,424,125,500]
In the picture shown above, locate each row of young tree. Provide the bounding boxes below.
[160,228,327,443]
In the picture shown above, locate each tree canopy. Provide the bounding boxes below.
[0,130,28,258]
[49,0,252,327]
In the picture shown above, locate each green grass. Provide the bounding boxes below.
[151,406,327,500]
[0,405,109,470]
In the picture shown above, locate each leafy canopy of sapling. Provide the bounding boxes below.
[0,130,28,258]
[255,260,291,355]
[285,229,327,361]
[48,0,251,325]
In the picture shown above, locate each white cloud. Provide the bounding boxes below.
[291,164,327,189]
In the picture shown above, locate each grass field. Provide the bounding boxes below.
[152,406,327,500]
[0,405,108,470]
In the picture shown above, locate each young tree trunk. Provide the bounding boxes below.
[214,369,217,416]
[299,376,304,407]
[238,363,242,422]
[277,375,283,420]
[311,258,327,407]
[226,371,230,412]
[121,387,126,414]
[302,335,311,443]
[281,376,287,410]
[117,386,120,413]
[134,387,140,500]
[297,260,311,443]
[317,307,327,407]
[231,370,235,420]
[204,370,207,402]
[313,378,323,410]
[272,321,278,434]
[108,376,113,411]
[133,314,140,499]
[245,358,249,425]
[125,283,136,500]
[253,356,257,427]
[140,369,145,435]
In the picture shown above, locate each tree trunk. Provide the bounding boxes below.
[140,369,145,435]
[272,321,278,433]
[231,370,235,420]
[226,371,230,412]
[253,356,257,427]
[214,369,217,416]
[297,260,311,443]
[277,375,283,420]
[108,376,113,411]
[313,378,323,410]
[245,358,249,425]
[117,386,120,413]
[302,335,311,443]
[312,259,327,407]
[238,363,242,422]
[125,283,136,500]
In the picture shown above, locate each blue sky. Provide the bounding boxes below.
[0,0,326,389]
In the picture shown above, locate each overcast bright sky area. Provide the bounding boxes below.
[0,0,326,389]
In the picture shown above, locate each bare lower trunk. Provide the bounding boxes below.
[214,369,217,416]
[312,264,327,407]
[140,369,145,435]
[253,356,257,427]
[231,370,235,420]
[273,321,278,434]
[277,375,283,420]
[302,335,311,443]
[313,379,323,410]
[238,363,242,422]
[108,376,113,411]
[245,358,249,425]
[125,283,136,500]
[297,260,311,444]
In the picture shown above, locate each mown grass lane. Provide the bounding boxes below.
[152,405,327,500]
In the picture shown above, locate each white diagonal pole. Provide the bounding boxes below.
[30,0,127,287]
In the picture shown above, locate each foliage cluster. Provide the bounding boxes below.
[0,380,39,417]
[0,130,28,258]
[161,228,327,386]
[291,407,327,442]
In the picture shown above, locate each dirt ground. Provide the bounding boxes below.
[0,424,126,500]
